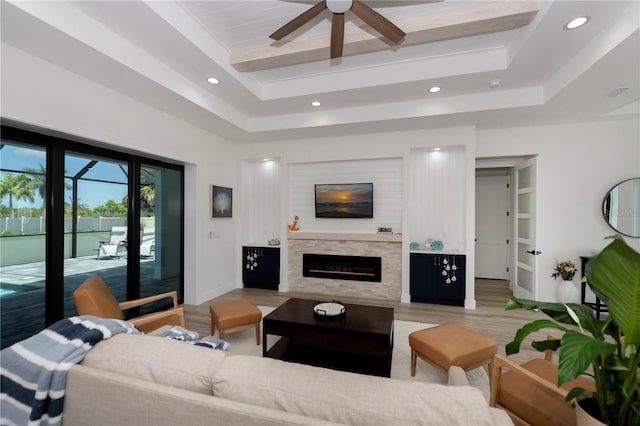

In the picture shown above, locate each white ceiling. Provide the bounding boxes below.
[1,0,638,143]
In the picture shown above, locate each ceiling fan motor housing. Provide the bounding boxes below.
[327,0,353,14]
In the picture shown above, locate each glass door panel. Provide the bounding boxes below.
[63,152,129,317]
[513,158,538,299]
[139,164,182,313]
[0,142,47,348]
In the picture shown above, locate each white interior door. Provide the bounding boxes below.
[514,158,539,299]
[475,175,509,279]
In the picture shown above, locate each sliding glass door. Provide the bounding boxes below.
[0,125,184,349]
[63,152,129,318]
[0,141,47,347]
[139,164,183,313]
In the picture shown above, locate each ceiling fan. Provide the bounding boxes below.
[270,0,406,59]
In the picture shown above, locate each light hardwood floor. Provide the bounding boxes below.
[183,279,550,365]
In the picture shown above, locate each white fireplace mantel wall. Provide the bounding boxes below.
[237,126,476,308]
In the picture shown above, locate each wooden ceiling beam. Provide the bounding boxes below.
[231,1,539,72]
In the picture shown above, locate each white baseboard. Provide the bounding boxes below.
[195,282,239,305]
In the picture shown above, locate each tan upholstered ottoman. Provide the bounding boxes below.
[209,298,262,345]
[408,322,497,376]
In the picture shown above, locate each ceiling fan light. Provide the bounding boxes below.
[326,0,352,14]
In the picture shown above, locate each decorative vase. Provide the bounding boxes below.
[557,279,577,303]
[576,398,605,426]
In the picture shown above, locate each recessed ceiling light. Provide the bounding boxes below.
[311,101,321,107]
[434,147,441,151]
[564,16,589,30]
[263,158,270,162]
[429,86,441,93]
[489,79,501,89]
[207,77,220,85]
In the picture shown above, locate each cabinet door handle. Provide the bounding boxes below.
[526,250,542,255]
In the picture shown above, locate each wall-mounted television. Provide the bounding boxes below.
[315,183,373,218]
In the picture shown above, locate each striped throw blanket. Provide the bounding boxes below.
[162,326,230,351]
[0,316,141,426]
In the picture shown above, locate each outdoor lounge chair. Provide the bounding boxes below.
[96,226,127,259]
[140,226,155,258]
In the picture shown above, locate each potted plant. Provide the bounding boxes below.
[552,259,578,302]
[505,236,639,425]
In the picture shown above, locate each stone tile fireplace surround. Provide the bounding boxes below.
[288,232,402,301]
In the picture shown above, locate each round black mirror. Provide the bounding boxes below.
[602,178,640,238]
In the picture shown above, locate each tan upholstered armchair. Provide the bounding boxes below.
[73,275,189,333]
[489,336,595,426]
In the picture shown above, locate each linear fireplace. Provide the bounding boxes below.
[303,254,382,282]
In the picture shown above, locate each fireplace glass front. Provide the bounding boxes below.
[303,254,382,282]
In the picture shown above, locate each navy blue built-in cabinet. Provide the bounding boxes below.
[410,253,466,307]
[242,246,280,290]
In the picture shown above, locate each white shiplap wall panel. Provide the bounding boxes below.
[288,158,402,233]
[241,160,281,244]
[410,148,466,251]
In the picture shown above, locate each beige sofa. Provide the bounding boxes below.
[63,332,512,425]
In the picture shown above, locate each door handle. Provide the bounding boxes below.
[526,250,542,255]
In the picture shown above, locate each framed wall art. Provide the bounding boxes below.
[211,185,232,219]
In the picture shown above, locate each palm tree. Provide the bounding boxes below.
[22,164,46,210]
[22,164,71,214]
[122,185,155,214]
[140,185,155,211]
[0,173,36,218]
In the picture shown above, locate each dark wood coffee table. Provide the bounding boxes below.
[262,298,394,377]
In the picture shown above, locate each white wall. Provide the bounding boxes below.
[410,147,466,252]
[240,160,282,245]
[477,121,640,302]
[1,43,239,304]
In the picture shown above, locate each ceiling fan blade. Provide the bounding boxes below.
[350,0,406,43]
[330,13,345,58]
[270,1,328,41]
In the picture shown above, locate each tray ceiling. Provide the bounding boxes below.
[1,0,638,143]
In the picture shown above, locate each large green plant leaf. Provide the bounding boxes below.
[558,330,610,385]
[586,236,640,346]
[506,319,569,355]
[506,298,598,336]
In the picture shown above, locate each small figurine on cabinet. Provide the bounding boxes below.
[288,215,300,232]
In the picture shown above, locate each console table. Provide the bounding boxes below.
[580,256,607,319]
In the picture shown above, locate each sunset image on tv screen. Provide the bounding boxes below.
[315,183,373,218]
